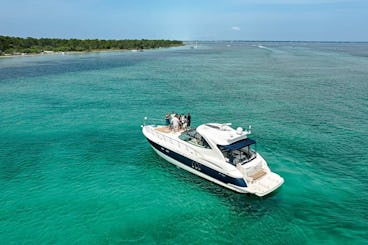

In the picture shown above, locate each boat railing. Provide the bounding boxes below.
[145,126,203,159]
[142,116,166,126]
[240,152,257,165]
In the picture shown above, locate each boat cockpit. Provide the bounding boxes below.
[218,138,257,165]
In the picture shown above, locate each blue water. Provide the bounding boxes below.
[1,42,367,244]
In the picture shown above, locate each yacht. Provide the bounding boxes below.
[142,118,284,197]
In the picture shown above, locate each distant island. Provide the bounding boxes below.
[0,36,183,56]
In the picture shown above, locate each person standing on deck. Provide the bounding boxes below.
[171,114,180,132]
[187,113,191,128]
[181,115,188,130]
[165,113,170,126]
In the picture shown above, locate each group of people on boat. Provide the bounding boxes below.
[165,112,191,132]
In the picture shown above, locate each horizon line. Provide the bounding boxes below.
[185,40,368,43]
[1,35,367,43]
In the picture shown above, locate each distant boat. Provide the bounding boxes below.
[191,41,198,49]
[131,48,143,52]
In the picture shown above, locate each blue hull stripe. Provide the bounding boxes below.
[146,138,247,188]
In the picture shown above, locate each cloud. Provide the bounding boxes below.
[231,26,241,31]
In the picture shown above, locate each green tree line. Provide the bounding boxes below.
[0,36,183,55]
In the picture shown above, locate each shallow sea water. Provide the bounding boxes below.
[0,42,367,244]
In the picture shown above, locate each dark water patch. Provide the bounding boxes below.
[0,136,46,180]
[0,52,152,80]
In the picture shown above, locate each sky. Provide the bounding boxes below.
[1,0,367,41]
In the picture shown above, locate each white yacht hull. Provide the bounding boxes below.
[151,146,249,193]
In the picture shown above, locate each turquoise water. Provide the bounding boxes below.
[0,42,367,244]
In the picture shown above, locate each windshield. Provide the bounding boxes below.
[179,129,211,149]
[218,139,257,165]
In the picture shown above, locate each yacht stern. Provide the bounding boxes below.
[247,172,284,197]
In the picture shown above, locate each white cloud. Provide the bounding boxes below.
[231,26,240,31]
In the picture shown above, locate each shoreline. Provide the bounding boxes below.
[0,45,184,59]
[0,49,128,59]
